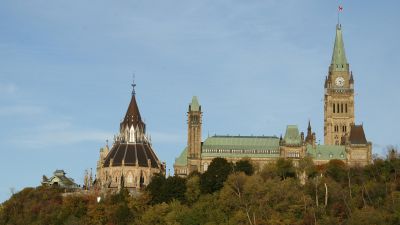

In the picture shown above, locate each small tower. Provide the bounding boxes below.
[187,96,202,173]
[305,120,315,145]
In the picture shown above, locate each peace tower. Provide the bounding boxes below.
[324,24,355,145]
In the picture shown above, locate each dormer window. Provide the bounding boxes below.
[129,126,135,143]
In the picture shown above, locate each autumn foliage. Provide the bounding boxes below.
[2,155,400,224]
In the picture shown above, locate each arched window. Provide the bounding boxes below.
[204,163,208,172]
[333,103,335,113]
[127,173,133,183]
[341,103,343,113]
[345,104,348,113]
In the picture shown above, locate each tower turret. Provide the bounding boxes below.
[187,96,202,173]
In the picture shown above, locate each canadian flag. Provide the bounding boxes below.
[338,5,343,11]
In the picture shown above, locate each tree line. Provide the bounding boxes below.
[1,150,400,225]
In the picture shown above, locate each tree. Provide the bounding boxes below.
[185,175,201,204]
[326,159,347,182]
[146,174,186,204]
[163,176,187,203]
[260,162,279,180]
[234,159,255,176]
[276,158,296,179]
[298,156,317,178]
[146,173,166,204]
[200,158,233,194]
[347,207,387,225]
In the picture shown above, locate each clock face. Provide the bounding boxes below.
[335,77,345,87]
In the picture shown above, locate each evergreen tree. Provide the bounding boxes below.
[234,159,254,176]
[200,157,233,194]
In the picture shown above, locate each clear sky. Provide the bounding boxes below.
[1,0,399,202]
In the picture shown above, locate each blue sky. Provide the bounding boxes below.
[1,0,399,202]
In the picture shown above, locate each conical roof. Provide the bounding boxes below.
[103,142,161,169]
[331,24,348,71]
[189,96,200,112]
[121,92,145,129]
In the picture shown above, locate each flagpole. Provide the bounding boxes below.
[337,0,341,25]
[338,5,343,25]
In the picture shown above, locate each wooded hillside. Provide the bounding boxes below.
[1,152,400,225]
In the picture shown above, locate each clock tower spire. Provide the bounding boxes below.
[324,23,355,145]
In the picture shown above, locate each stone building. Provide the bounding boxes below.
[42,170,78,189]
[96,82,165,191]
[174,23,372,176]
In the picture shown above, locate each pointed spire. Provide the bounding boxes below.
[350,71,354,83]
[121,78,145,134]
[189,96,200,112]
[305,120,313,144]
[331,24,348,71]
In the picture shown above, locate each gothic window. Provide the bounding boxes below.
[333,103,335,113]
[204,163,208,172]
[345,104,348,113]
[127,173,133,183]
[337,103,340,113]
[341,103,343,113]
[334,125,339,132]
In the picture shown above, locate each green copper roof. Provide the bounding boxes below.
[283,125,302,146]
[202,135,280,150]
[202,135,280,158]
[201,152,280,158]
[306,144,346,160]
[190,96,200,111]
[331,24,348,71]
[174,147,187,166]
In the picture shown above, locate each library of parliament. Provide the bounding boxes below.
[95,22,372,190]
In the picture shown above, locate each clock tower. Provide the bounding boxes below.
[324,24,355,145]
[187,96,202,173]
